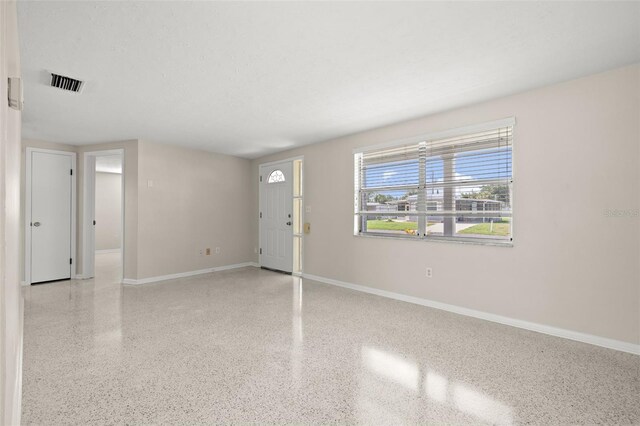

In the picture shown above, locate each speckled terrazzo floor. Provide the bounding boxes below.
[21,253,639,425]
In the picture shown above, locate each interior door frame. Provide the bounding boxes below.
[82,149,125,280]
[24,147,77,285]
[258,155,304,274]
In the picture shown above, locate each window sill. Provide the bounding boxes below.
[354,232,513,247]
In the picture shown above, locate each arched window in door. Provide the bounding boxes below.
[267,170,285,183]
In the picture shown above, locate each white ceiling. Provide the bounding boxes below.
[18,1,640,159]
[95,154,122,174]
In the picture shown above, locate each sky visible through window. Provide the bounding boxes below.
[364,148,512,200]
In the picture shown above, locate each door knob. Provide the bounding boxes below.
[286,221,292,226]
[33,222,41,227]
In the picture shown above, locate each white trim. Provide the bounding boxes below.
[353,233,514,247]
[83,149,125,281]
[353,117,516,154]
[95,248,121,254]
[511,121,517,246]
[82,153,96,278]
[24,147,77,285]
[258,155,304,168]
[296,158,304,275]
[122,262,259,285]
[214,262,258,271]
[301,273,640,355]
[83,149,123,156]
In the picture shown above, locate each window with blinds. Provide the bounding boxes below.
[354,119,513,244]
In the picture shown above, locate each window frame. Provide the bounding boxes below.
[267,169,286,183]
[353,118,515,247]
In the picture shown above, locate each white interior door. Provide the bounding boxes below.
[259,161,293,273]
[30,151,73,283]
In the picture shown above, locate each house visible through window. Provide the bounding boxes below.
[354,119,513,244]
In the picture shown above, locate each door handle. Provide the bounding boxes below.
[33,222,41,227]
[286,221,292,226]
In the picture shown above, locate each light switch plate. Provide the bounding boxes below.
[8,77,23,111]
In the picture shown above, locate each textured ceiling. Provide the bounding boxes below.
[18,1,640,158]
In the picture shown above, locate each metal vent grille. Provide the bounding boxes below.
[50,73,83,93]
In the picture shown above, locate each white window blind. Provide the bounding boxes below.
[354,120,513,244]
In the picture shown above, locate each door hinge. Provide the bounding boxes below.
[70,169,73,175]
[93,220,96,225]
[70,258,72,265]
[259,212,262,218]
[260,176,262,182]
[259,248,262,254]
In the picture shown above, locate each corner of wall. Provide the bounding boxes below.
[1,1,24,423]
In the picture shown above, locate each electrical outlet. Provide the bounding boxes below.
[198,249,203,256]
[205,248,211,256]
[215,247,221,254]
[426,267,433,278]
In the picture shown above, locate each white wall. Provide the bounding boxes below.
[136,140,254,279]
[95,172,122,251]
[252,64,640,346]
[0,1,23,423]
[22,139,257,283]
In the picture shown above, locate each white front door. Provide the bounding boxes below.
[259,161,293,273]
[29,151,73,283]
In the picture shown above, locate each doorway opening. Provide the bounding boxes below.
[82,150,124,282]
[258,157,303,275]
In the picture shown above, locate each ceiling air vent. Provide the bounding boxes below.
[50,73,84,93]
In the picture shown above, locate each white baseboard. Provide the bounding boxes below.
[302,273,640,356]
[95,248,121,254]
[22,276,86,284]
[122,262,259,285]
